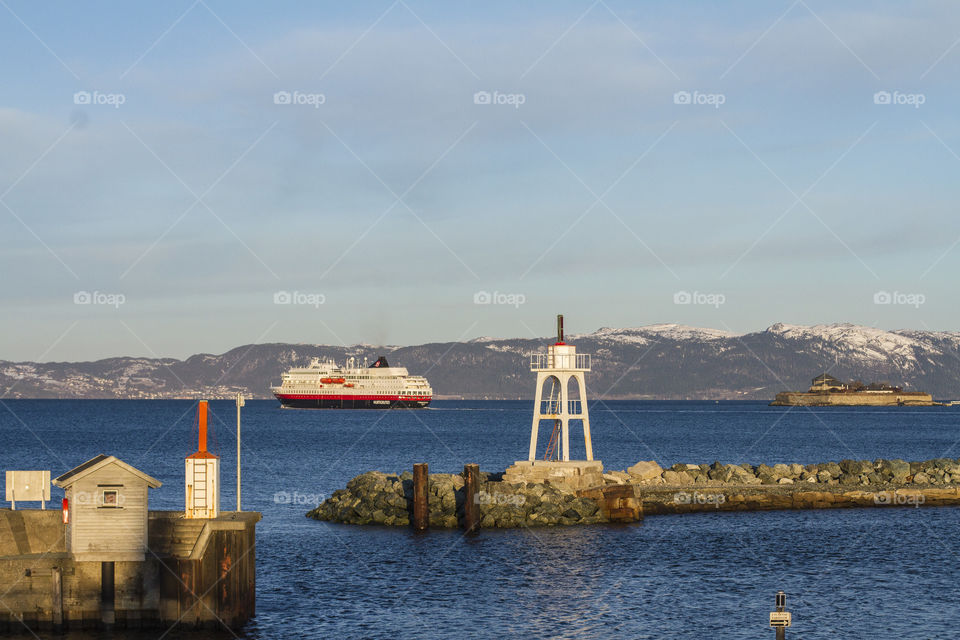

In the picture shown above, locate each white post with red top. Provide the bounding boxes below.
[185,400,220,519]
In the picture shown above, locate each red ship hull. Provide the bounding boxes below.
[274,393,432,409]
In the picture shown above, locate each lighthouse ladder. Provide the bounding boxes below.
[543,420,561,461]
[193,464,207,508]
[541,378,561,461]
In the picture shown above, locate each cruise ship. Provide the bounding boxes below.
[271,356,433,409]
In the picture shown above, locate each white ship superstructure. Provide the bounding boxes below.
[271,356,432,409]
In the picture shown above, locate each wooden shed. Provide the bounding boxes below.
[53,455,161,562]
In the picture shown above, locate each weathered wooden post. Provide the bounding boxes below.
[463,464,480,533]
[412,463,429,531]
[51,567,63,630]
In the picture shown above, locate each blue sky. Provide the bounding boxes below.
[2,1,959,361]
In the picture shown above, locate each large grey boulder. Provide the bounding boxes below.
[772,464,791,479]
[662,470,694,485]
[822,462,842,477]
[878,459,910,482]
[839,459,873,475]
[627,460,663,481]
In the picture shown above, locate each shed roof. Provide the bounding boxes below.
[53,454,162,489]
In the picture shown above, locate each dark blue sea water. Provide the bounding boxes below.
[2,399,960,639]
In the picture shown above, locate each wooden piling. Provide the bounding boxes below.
[463,464,480,533]
[51,567,63,630]
[412,463,429,531]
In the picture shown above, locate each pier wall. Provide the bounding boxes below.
[0,510,64,557]
[0,510,259,634]
[639,486,960,515]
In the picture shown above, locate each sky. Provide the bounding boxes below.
[1,0,959,362]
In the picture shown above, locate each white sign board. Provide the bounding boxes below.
[769,611,792,627]
[5,470,51,502]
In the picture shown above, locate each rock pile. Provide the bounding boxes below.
[614,458,960,487]
[307,470,607,528]
[308,458,960,528]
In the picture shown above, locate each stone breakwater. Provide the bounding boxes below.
[617,457,960,487]
[308,457,960,528]
[307,470,608,528]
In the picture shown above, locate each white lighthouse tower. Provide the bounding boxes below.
[504,315,604,490]
[528,314,593,462]
[185,400,220,519]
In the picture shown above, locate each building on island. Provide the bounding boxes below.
[808,374,846,392]
[772,373,934,406]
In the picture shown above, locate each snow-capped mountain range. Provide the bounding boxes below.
[3,323,960,400]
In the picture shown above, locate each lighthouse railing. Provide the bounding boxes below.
[530,353,591,371]
[537,399,584,416]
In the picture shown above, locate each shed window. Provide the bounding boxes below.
[101,490,119,508]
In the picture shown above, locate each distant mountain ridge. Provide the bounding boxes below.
[3,323,960,400]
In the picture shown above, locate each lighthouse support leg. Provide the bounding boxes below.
[528,373,545,461]
[560,373,570,462]
[576,373,594,461]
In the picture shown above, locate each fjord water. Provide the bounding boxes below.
[2,400,959,639]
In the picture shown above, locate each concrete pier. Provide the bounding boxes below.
[0,510,260,633]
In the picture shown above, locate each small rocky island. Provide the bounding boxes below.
[308,457,960,528]
[771,373,936,406]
